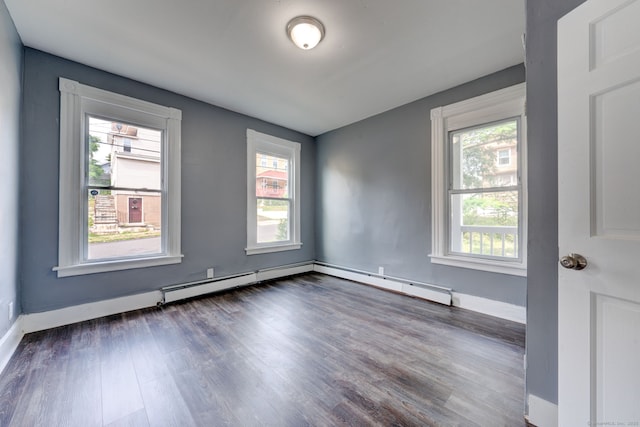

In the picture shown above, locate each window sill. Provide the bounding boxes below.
[429,254,527,277]
[245,242,302,255]
[53,255,183,278]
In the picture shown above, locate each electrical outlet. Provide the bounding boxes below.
[8,301,14,321]
[207,268,214,279]
[378,266,384,276]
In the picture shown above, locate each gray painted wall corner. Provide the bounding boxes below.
[525,0,587,406]
[315,64,527,307]
[19,48,316,313]
[0,0,22,336]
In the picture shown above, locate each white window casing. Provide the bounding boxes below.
[430,83,527,277]
[55,78,182,277]
[246,129,302,255]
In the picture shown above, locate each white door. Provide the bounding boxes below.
[558,0,640,425]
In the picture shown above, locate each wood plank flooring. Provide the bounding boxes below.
[0,273,526,426]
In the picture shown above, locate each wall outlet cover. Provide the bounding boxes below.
[207,268,214,279]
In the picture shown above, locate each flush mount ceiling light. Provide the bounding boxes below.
[287,16,325,50]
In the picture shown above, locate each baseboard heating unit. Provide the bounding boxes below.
[312,262,452,306]
[161,263,314,304]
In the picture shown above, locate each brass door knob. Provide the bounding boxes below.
[560,253,588,270]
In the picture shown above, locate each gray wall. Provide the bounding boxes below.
[316,65,526,306]
[20,48,315,313]
[0,0,22,335]
[525,0,586,406]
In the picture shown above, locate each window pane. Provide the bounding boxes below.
[87,116,162,190]
[450,119,518,190]
[257,199,289,243]
[87,189,162,260]
[255,153,289,198]
[450,191,519,258]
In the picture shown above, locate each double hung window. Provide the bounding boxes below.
[246,129,301,255]
[55,78,182,277]
[430,83,527,276]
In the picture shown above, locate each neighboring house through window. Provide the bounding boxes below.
[430,83,527,276]
[246,129,301,255]
[55,78,182,277]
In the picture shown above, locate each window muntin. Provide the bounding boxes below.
[430,83,526,276]
[55,78,182,277]
[246,129,301,255]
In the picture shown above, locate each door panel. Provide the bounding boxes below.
[595,295,640,422]
[593,79,640,237]
[591,0,640,69]
[558,0,640,425]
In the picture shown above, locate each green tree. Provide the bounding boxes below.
[457,121,518,226]
[88,135,109,186]
[459,120,516,188]
[276,218,289,241]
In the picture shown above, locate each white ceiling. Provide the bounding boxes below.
[5,0,525,136]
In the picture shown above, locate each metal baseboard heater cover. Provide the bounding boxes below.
[161,263,313,304]
[161,261,451,307]
[313,262,452,306]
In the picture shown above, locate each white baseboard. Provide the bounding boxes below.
[313,265,452,306]
[526,394,558,427]
[0,318,25,374]
[314,263,525,323]
[1,263,314,370]
[22,291,162,333]
[452,292,526,324]
[22,262,316,332]
[6,262,524,376]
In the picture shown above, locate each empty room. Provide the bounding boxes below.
[1,0,638,426]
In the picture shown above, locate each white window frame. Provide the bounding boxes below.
[54,78,182,277]
[430,83,527,277]
[246,129,302,255]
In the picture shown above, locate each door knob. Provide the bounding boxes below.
[560,253,587,270]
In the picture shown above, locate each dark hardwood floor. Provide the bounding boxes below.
[0,273,526,426]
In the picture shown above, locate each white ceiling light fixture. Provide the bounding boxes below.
[287,16,325,50]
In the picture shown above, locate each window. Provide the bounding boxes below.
[430,83,526,276]
[246,129,301,255]
[55,78,182,277]
[497,148,511,166]
[122,137,132,153]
